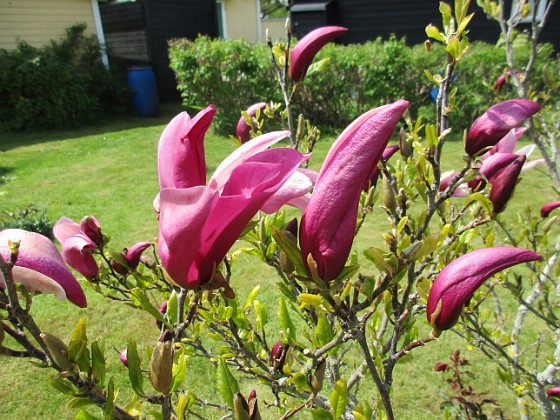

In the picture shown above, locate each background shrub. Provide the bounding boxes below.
[169,34,557,137]
[0,24,128,132]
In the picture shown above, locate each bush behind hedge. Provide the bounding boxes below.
[0,24,128,132]
[169,34,556,137]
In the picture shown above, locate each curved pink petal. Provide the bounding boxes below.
[427,247,541,330]
[481,127,528,160]
[126,241,152,269]
[157,111,192,190]
[209,130,291,191]
[289,26,348,81]
[236,102,267,143]
[364,144,400,190]
[300,100,409,281]
[158,186,218,289]
[0,229,87,308]
[80,215,103,246]
[172,105,216,188]
[61,233,99,279]
[480,153,519,180]
[521,158,544,173]
[53,217,81,244]
[541,201,560,218]
[488,155,526,214]
[466,99,540,156]
[261,170,313,214]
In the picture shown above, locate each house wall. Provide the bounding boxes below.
[261,18,286,42]
[0,0,96,50]
[223,0,259,40]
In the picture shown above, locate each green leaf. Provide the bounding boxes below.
[306,57,331,77]
[271,226,307,276]
[425,24,445,42]
[68,317,90,372]
[457,12,474,36]
[51,377,76,396]
[131,289,165,324]
[126,339,145,397]
[75,410,101,420]
[171,353,187,392]
[103,378,115,420]
[335,264,360,282]
[167,290,178,326]
[316,312,334,348]
[254,300,268,329]
[465,192,494,214]
[363,247,393,274]
[217,358,240,409]
[308,408,333,420]
[278,296,296,344]
[292,372,311,392]
[298,293,322,308]
[243,285,260,311]
[66,398,95,410]
[91,339,106,387]
[330,379,348,419]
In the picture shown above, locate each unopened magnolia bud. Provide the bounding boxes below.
[269,341,289,371]
[382,176,397,211]
[296,114,305,140]
[543,216,558,234]
[279,219,298,274]
[310,360,326,393]
[425,40,432,53]
[285,18,291,34]
[248,390,261,420]
[41,332,71,370]
[149,341,173,394]
[233,392,250,420]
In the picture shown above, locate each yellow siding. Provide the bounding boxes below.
[224,0,259,41]
[0,0,95,50]
[261,18,286,42]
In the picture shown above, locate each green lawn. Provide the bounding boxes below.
[0,105,556,419]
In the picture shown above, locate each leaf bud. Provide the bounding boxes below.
[310,360,326,394]
[296,114,305,140]
[233,392,250,420]
[41,332,72,370]
[149,341,173,395]
[399,127,412,159]
[382,176,397,211]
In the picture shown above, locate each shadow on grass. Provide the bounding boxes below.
[0,102,187,152]
[0,166,15,185]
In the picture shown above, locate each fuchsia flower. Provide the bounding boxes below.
[547,387,560,399]
[427,247,541,331]
[53,216,100,279]
[541,201,560,218]
[300,100,409,281]
[157,107,308,289]
[236,102,267,143]
[465,99,541,156]
[289,26,348,81]
[0,229,87,308]
[112,241,152,274]
[488,154,525,214]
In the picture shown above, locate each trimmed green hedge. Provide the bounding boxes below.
[0,24,128,132]
[169,34,556,137]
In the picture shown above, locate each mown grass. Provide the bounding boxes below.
[0,104,556,419]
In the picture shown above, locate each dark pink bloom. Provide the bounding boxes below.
[547,387,560,398]
[80,215,103,246]
[488,154,525,214]
[157,110,308,289]
[269,341,288,370]
[364,144,400,190]
[427,247,541,330]
[126,241,152,269]
[289,26,348,81]
[53,217,100,279]
[434,362,449,372]
[120,349,128,367]
[300,100,409,281]
[541,201,560,218]
[439,171,468,197]
[465,99,541,156]
[0,229,87,308]
[236,102,267,143]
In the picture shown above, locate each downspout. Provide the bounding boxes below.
[257,0,262,42]
[91,0,109,69]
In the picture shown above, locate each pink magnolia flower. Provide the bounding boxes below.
[289,26,348,81]
[481,128,544,172]
[80,215,103,246]
[439,171,469,197]
[236,102,267,143]
[53,216,100,279]
[541,201,560,218]
[488,154,525,214]
[157,108,308,289]
[300,100,409,281]
[0,229,87,308]
[427,247,541,330]
[547,387,560,399]
[465,99,541,156]
[112,241,152,274]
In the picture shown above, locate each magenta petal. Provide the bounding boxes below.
[482,128,528,160]
[289,26,348,81]
[427,247,541,330]
[300,100,409,281]
[172,105,216,188]
[209,130,291,191]
[466,99,540,156]
[261,169,313,214]
[80,215,103,246]
[488,155,525,214]
[157,111,192,190]
[236,102,267,143]
[158,186,218,289]
[61,233,100,279]
[541,201,560,218]
[479,153,519,181]
[53,216,82,244]
[126,241,152,269]
[364,144,400,190]
[547,387,560,398]
[0,229,87,308]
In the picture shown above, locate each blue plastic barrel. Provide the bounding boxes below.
[127,67,160,117]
